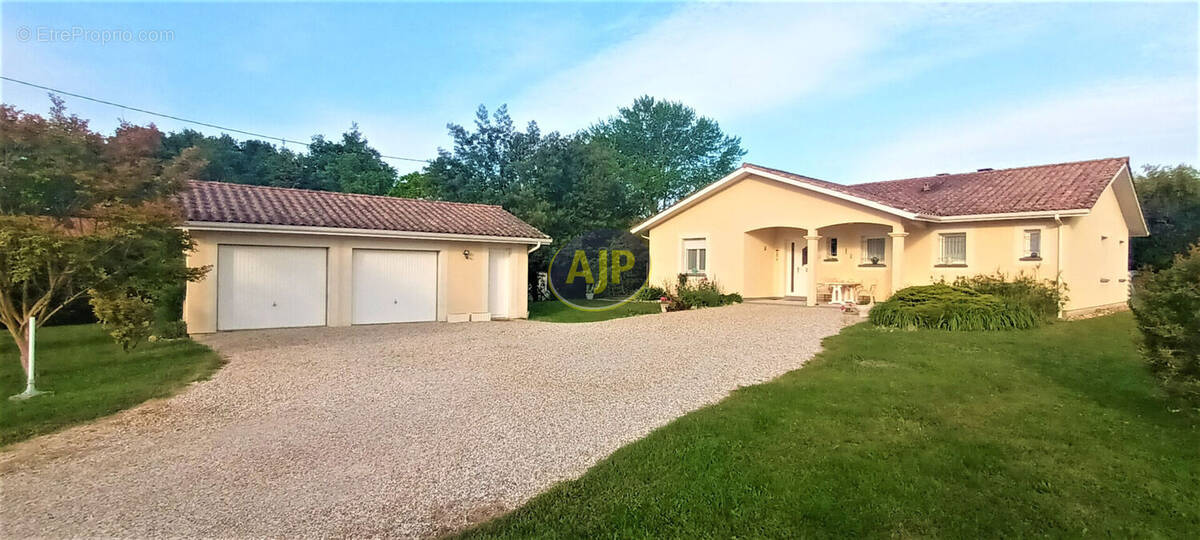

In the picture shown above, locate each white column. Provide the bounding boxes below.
[889,231,908,298]
[805,234,820,306]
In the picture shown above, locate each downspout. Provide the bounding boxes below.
[1054,213,1064,319]
[528,243,542,254]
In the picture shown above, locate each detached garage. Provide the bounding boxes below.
[178,181,550,333]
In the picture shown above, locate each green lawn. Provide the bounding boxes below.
[528,299,661,323]
[464,313,1199,538]
[0,324,224,446]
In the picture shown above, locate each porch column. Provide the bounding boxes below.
[889,231,908,297]
[804,234,820,306]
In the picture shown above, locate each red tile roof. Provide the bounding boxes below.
[744,157,1129,217]
[180,181,550,240]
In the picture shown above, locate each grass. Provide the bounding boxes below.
[528,299,661,323]
[0,324,224,447]
[464,313,1200,538]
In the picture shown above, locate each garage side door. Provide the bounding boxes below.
[217,245,327,331]
[352,249,438,324]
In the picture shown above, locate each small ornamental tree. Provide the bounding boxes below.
[0,97,209,375]
[1130,243,1200,404]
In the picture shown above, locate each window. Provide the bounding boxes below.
[683,238,707,274]
[939,233,967,265]
[828,237,838,258]
[1022,229,1042,259]
[862,237,886,264]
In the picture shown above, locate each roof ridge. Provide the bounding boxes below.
[186,179,505,209]
[849,156,1129,187]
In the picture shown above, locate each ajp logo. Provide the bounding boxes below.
[547,229,650,311]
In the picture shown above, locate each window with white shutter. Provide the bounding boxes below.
[939,233,967,265]
[683,238,707,275]
[861,237,886,265]
[1022,229,1042,259]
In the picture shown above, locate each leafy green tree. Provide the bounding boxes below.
[1133,164,1200,270]
[388,171,436,199]
[301,126,398,194]
[425,105,543,206]
[1131,243,1200,404]
[0,98,208,373]
[589,96,746,217]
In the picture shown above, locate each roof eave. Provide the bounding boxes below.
[630,167,919,234]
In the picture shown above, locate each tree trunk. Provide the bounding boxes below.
[8,326,30,376]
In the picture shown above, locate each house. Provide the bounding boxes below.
[633,157,1148,317]
[179,181,550,332]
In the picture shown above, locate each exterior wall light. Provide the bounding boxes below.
[462,249,471,259]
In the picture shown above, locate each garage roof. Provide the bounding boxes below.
[180,181,550,240]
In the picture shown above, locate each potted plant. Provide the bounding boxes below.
[659,296,670,313]
[870,256,880,265]
[585,283,595,300]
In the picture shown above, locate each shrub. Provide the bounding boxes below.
[952,272,1066,319]
[636,285,667,301]
[1130,244,1200,404]
[663,275,742,311]
[870,284,1040,331]
[89,290,156,351]
[156,320,189,340]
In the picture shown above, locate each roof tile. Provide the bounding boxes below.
[180,181,549,240]
[743,157,1129,216]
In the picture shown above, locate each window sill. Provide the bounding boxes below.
[684,272,707,277]
[823,258,839,262]
[858,263,887,268]
[1019,257,1043,262]
[934,263,968,268]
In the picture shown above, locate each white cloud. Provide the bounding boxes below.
[508,3,921,131]
[850,78,1199,181]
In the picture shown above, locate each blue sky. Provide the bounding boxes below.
[2,2,1196,183]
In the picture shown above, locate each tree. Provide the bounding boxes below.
[388,171,436,199]
[301,125,398,195]
[0,97,208,374]
[1132,164,1200,270]
[589,96,746,217]
[1131,243,1200,404]
[424,105,543,207]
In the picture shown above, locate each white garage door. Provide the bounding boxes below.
[217,245,327,331]
[352,249,438,324]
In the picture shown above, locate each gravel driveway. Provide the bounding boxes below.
[0,304,846,538]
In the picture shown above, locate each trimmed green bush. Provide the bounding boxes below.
[870,284,1040,331]
[1130,244,1200,404]
[952,272,1066,319]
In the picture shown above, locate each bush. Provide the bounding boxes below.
[870,284,1040,331]
[636,285,667,301]
[155,320,189,340]
[663,274,743,311]
[89,290,156,351]
[1130,244,1200,404]
[952,272,1066,319]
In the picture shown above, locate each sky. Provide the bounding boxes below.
[2,1,1197,184]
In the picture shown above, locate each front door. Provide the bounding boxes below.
[786,238,809,297]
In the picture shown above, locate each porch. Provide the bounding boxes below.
[742,222,909,307]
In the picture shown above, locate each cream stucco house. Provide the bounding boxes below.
[634,158,1148,317]
[179,181,549,333]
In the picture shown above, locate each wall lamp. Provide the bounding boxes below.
[462,249,472,260]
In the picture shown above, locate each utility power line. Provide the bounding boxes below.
[0,76,433,164]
